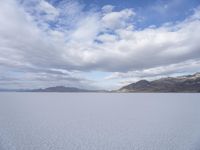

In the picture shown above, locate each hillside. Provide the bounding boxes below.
[118,73,200,92]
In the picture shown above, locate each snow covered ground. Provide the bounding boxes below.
[0,93,200,150]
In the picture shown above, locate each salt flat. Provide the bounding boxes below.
[0,93,200,150]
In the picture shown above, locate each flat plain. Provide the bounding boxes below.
[0,93,200,150]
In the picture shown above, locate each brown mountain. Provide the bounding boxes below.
[118,72,200,93]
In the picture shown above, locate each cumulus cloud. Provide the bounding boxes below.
[0,0,200,89]
[102,8,135,29]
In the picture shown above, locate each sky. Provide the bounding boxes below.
[0,0,200,90]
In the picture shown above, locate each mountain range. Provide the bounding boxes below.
[118,72,200,93]
[0,86,103,92]
[1,72,200,93]
[28,86,104,92]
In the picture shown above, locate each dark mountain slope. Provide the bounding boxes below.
[119,73,200,92]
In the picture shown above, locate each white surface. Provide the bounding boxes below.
[0,93,200,150]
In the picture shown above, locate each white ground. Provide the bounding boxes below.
[0,93,200,150]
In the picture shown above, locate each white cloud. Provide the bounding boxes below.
[105,59,200,88]
[102,8,135,30]
[38,0,59,21]
[97,34,118,43]
[0,0,200,89]
[71,14,100,42]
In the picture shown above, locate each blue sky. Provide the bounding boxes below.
[49,0,200,28]
[0,0,200,90]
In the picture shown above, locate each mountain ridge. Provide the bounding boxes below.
[0,86,106,93]
[118,72,200,93]
[1,72,200,93]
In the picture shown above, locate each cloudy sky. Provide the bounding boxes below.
[0,0,200,90]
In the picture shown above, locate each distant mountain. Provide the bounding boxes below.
[118,72,200,93]
[32,86,96,92]
[29,86,103,92]
[1,73,200,93]
[0,86,105,93]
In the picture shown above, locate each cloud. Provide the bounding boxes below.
[105,59,200,89]
[102,8,135,30]
[106,59,200,80]
[0,0,200,89]
[102,5,115,13]
[38,0,59,21]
